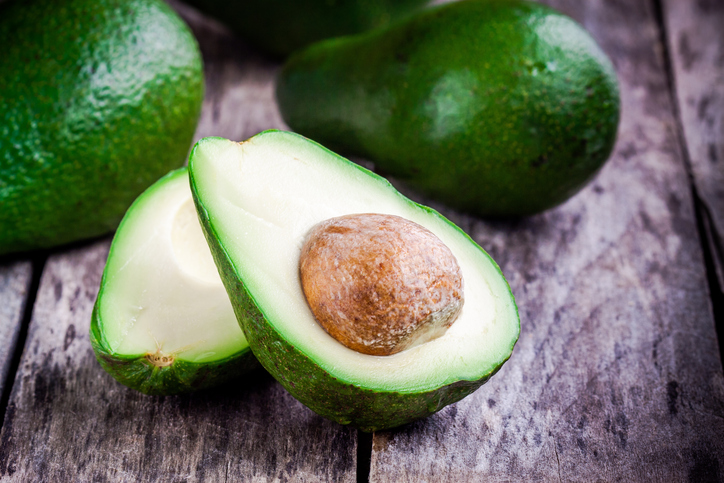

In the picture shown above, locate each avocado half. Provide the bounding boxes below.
[189,131,519,431]
[90,168,257,395]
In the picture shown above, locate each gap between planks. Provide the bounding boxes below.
[0,255,45,434]
[653,0,724,366]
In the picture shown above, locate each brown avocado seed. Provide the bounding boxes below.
[299,213,464,356]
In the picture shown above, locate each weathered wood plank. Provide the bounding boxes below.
[172,0,289,145]
[0,6,357,480]
[0,261,32,403]
[0,241,356,482]
[661,0,724,289]
[369,0,724,481]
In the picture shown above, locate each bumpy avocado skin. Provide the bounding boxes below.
[189,133,519,431]
[0,0,204,255]
[183,0,429,58]
[277,0,620,216]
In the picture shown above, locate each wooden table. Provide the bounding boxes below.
[1,0,723,481]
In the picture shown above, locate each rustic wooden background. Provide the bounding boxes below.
[1,0,723,481]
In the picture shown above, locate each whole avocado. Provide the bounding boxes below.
[276,0,620,217]
[182,0,430,58]
[0,0,204,255]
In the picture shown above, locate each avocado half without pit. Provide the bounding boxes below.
[189,131,520,431]
[90,168,257,395]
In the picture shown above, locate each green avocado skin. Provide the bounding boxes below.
[0,0,204,255]
[90,302,258,395]
[277,0,620,216]
[189,133,519,432]
[182,0,429,58]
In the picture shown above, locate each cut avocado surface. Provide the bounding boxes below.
[189,132,519,430]
[90,168,256,395]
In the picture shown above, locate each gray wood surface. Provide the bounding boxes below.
[175,0,288,144]
[662,0,724,290]
[0,261,32,402]
[369,0,724,481]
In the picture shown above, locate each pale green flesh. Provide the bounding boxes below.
[193,133,518,393]
[99,169,248,363]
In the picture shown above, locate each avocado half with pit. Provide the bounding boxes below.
[189,131,519,431]
[90,168,257,395]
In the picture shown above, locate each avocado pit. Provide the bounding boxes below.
[299,213,464,356]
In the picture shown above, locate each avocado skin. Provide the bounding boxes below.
[182,0,429,58]
[216,268,502,431]
[90,302,258,395]
[277,0,620,217]
[189,133,519,431]
[0,0,204,255]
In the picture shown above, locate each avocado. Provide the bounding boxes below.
[276,0,620,217]
[0,0,204,255]
[90,168,257,395]
[182,0,430,57]
[188,131,519,431]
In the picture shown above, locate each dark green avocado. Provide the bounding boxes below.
[276,0,620,216]
[182,0,430,57]
[0,0,204,255]
[188,132,519,431]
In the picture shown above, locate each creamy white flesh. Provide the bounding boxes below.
[99,169,248,363]
[192,134,518,392]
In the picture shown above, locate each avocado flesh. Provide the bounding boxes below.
[0,0,204,255]
[276,0,620,216]
[90,168,256,395]
[189,132,519,430]
[182,0,430,58]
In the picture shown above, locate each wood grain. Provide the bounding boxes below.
[172,0,289,145]
[661,0,724,289]
[0,261,32,402]
[369,0,724,481]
